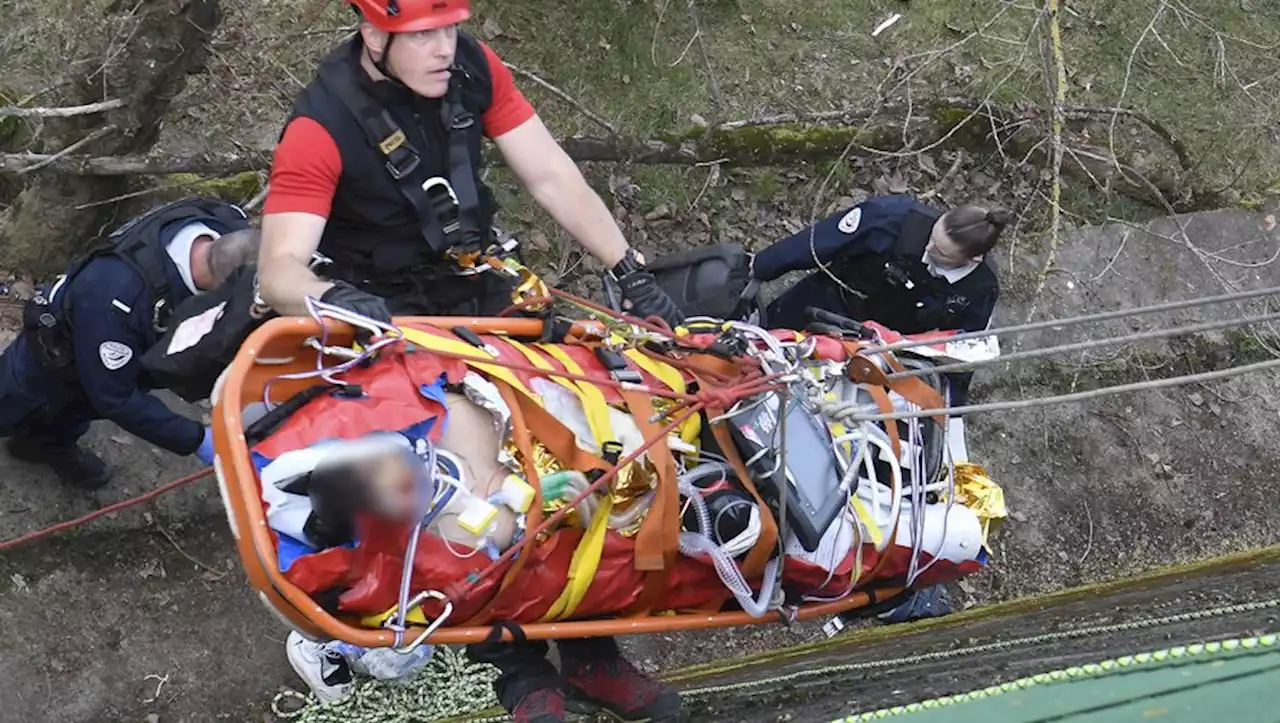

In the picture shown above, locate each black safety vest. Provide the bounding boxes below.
[287,34,498,291]
[836,202,997,333]
[24,196,249,370]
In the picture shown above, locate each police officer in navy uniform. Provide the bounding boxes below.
[752,194,1009,625]
[0,198,261,489]
[256,2,685,721]
[753,195,1009,345]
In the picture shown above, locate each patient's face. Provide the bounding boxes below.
[364,452,419,518]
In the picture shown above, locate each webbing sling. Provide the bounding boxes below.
[461,379,548,626]
[317,56,484,260]
[618,389,680,617]
[504,339,619,621]
[399,327,536,400]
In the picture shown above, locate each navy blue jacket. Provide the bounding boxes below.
[755,195,918,282]
[52,219,220,454]
[755,195,999,334]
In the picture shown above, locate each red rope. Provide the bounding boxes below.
[0,468,213,552]
[408,335,699,403]
[443,401,707,604]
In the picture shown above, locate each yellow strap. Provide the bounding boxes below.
[539,496,614,622]
[361,603,428,628]
[616,341,700,443]
[534,343,616,454]
[618,345,685,394]
[505,338,593,408]
[400,327,537,401]
[825,389,885,548]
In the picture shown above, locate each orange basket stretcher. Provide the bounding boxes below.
[211,307,1001,651]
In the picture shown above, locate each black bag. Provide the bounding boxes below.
[142,264,274,403]
[605,243,763,323]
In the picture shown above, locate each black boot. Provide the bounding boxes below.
[6,437,112,490]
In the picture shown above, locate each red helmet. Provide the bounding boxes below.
[348,0,470,33]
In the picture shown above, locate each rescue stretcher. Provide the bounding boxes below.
[210,292,1005,651]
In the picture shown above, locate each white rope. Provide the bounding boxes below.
[861,284,1280,356]
[828,355,1280,422]
[885,310,1280,379]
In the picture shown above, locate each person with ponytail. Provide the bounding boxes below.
[752,195,1009,337]
[751,196,1009,626]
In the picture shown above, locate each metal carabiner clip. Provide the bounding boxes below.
[383,589,454,654]
[421,177,460,207]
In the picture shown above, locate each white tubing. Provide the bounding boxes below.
[676,463,778,618]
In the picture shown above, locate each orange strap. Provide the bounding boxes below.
[508,380,613,478]
[617,389,681,616]
[856,385,903,586]
[462,379,547,625]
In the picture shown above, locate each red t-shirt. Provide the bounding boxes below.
[263,40,534,218]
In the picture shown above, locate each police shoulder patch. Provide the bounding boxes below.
[837,207,862,234]
[99,341,134,371]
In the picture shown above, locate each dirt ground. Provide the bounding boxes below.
[2,206,1280,722]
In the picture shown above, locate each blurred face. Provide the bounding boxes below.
[364,450,420,519]
[925,217,978,270]
[362,23,459,98]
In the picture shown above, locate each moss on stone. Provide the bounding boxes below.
[164,171,263,201]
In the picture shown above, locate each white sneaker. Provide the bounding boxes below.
[286,631,355,704]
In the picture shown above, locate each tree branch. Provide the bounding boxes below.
[502,62,618,136]
[0,98,126,118]
[17,126,117,176]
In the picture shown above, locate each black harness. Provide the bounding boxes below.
[23,196,249,370]
[315,51,485,264]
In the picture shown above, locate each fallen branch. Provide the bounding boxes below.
[17,125,117,176]
[503,62,618,135]
[0,102,1221,212]
[0,98,125,118]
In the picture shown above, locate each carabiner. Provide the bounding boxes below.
[383,589,454,654]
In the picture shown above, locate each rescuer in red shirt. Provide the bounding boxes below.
[257,2,685,721]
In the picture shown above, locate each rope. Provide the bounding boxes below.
[271,646,500,723]
[885,309,1280,379]
[828,355,1280,422]
[268,597,1280,722]
[861,284,1280,356]
[830,631,1280,723]
[0,467,213,552]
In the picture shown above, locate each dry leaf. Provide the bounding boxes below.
[480,17,504,40]
[918,154,939,177]
[527,229,550,251]
[888,171,908,194]
[1262,214,1276,232]
[644,203,671,221]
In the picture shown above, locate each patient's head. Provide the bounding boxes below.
[310,436,423,521]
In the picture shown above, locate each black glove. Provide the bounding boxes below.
[617,268,686,327]
[320,281,393,329]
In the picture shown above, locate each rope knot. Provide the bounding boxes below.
[695,387,741,410]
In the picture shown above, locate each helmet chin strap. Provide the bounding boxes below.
[366,32,410,91]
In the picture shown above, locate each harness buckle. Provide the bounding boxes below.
[594,346,643,386]
[385,153,420,180]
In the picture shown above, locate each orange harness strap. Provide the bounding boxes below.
[618,389,680,616]
[462,379,548,626]
[708,419,778,579]
[857,385,905,587]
